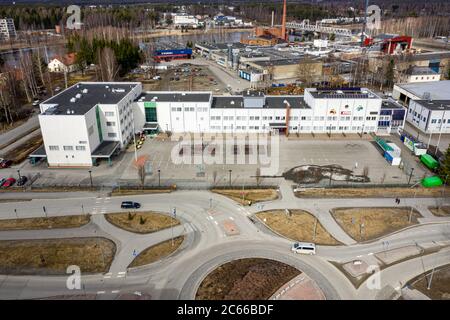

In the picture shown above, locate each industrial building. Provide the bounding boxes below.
[133,87,385,135]
[33,83,406,167]
[406,99,450,134]
[404,66,441,83]
[393,80,450,106]
[31,82,142,167]
[153,41,192,62]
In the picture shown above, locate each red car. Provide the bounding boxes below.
[2,177,16,188]
[0,160,12,168]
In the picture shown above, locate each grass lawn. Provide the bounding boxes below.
[0,215,90,231]
[409,264,450,300]
[296,187,450,198]
[429,206,450,217]
[331,207,422,242]
[255,210,339,245]
[128,236,184,268]
[0,238,115,275]
[196,258,301,300]
[105,211,180,234]
[212,189,279,205]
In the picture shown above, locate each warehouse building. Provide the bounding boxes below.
[133,87,384,135]
[406,99,450,134]
[392,80,450,106]
[32,82,142,167]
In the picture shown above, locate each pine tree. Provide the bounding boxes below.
[438,147,450,184]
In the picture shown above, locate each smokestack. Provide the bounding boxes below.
[281,0,287,41]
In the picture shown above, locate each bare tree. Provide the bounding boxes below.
[255,167,262,186]
[297,58,317,87]
[97,47,119,82]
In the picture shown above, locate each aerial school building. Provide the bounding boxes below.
[35,83,404,167]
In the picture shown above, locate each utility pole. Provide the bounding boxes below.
[88,170,93,188]
[408,167,414,185]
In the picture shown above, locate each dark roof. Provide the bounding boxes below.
[91,141,120,158]
[251,59,302,67]
[211,96,310,109]
[413,100,450,111]
[243,90,264,97]
[138,92,211,103]
[41,82,139,116]
[406,66,439,75]
[381,99,405,109]
[308,88,380,99]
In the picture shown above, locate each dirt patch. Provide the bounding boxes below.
[3,134,42,164]
[105,211,180,234]
[409,264,450,300]
[128,236,184,268]
[429,206,450,217]
[296,187,450,198]
[0,238,115,275]
[284,164,369,184]
[0,215,90,231]
[212,189,279,206]
[196,258,301,300]
[255,210,339,245]
[331,207,422,242]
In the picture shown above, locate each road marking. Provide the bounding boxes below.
[117,271,126,275]
[230,216,234,221]
[356,255,362,258]
[103,275,111,279]
[367,252,374,256]
[97,291,105,294]
[111,290,120,294]
[214,221,218,225]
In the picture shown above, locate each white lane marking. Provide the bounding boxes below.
[367,252,374,256]
[97,291,105,294]
[117,274,125,278]
[356,255,362,258]
[103,275,111,279]
[230,216,234,221]
[117,271,126,275]
[214,221,218,225]
[111,290,120,294]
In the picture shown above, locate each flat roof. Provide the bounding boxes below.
[91,141,120,158]
[407,66,439,75]
[413,100,450,111]
[29,145,47,158]
[395,81,450,100]
[251,59,302,67]
[381,99,405,109]
[307,88,380,99]
[41,82,139,116]
[138,92,211,103]
[211,96,310,109]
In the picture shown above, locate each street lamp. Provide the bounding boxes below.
[88,170,93,188]
[158,169,161,187]
[17,169,21,180]
[408,167,414,185]
[228,169,232,187]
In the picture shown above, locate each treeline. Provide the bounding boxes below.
[0,4,176,31]
[68,32,142,79]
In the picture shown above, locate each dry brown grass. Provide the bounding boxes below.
[0,238,116,275]
[409,264,450,300]
[3,134,42,164]
[331,207,422,242]
[212,189,279,206]
[296,187,450,198]
[0,215,90,231]
[105,211,180,234]
[196,258,301,300]
[128,236,184,268]
[110,189,173,196]
[256,209,339,245]
[429,206,450,217]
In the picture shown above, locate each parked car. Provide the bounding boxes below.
[0,160,12,168]
[121,201,141,209]
[291,242,316,255]
[2,177,16,188]
[17,176,28,186]
[0,178,6,186]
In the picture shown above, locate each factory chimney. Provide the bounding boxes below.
[281,0,287,41]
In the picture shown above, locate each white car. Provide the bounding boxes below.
[291,242,316,255]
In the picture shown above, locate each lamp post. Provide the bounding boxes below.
[88,170,93,188]
[408,167,414,185]
[157,169,161,187]
[228,169,232,187]
[17,169,21,181]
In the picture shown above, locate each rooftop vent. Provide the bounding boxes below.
[66,109,71,114]
[70,97,76,103]
[75,93,82,99]
[230,100,235,105]
[82,89,88,94]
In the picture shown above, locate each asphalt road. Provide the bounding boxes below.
[0,188,449,300]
